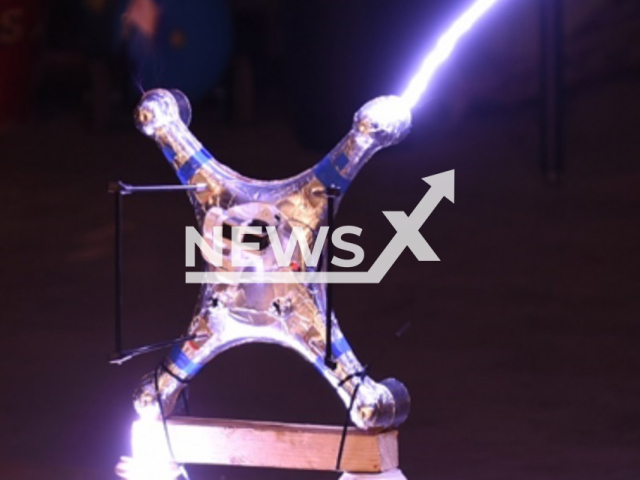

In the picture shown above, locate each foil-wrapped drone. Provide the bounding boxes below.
[133,90,412,430]
[127,0,502,438]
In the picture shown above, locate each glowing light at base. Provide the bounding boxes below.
[401,0,503,110]
[116,419,184,480]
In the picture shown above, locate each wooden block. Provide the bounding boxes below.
[165,417,398,473]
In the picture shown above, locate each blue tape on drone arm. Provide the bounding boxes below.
[334,153,349,171]
[313,154,351,191]
[332,336,352,358]
[310,336,353,374]
[176,149,213,184]
[168,345,203,377]
[161,144,176,161]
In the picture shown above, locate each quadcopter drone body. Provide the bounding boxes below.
[133,89,412,430]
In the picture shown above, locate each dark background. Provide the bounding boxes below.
[1,0,639,479]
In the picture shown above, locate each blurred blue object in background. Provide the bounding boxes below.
[117,0,232,101]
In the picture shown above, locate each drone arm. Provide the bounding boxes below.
[134,89,241,208]
[310,96,412,198]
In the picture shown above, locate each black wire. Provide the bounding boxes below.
[108,180,207,364]
[336,382,361,471]
[111,334,207,365]
[324,187,341,369]
[153,366,176,459]
[114,190,123,354]
[334,321,412,471]
[159,361,192,384]
[338,365,369,388]
[179,386,191,417]
[109,180,205,477]
[153,366,190,480]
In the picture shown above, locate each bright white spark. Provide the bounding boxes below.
[401,0,502,110]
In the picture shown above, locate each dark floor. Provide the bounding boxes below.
[1,76,639,480]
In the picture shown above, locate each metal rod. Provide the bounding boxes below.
[109,182,208,195]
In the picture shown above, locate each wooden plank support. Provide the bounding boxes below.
[165,417,399,473]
